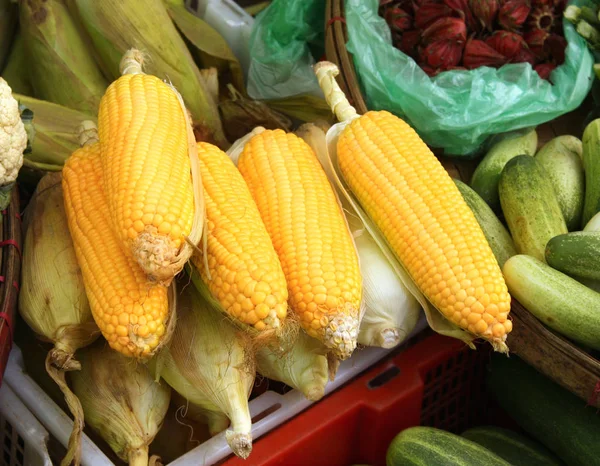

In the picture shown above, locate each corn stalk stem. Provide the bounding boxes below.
[313,61,358,123]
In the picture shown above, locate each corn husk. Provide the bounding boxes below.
[71,344,171,466]
[67,0,227,147]
[256,330,329,401]
[14,94,95,171]
[19,172,100,466]
[163,0,245,94]
[295,123,421,349]
[219,84,293,142]
[20,0,108,114]
[1,33,35,97]
[312,62,478,349]
[154,285,255,459]
[0,0,17,72]
[265,94,336,123]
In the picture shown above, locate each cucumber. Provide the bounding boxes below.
[453,179,516,267]
[545,232,600,281]
[582,119,600,227]
[577,276,600,293]
[461,426,564,466]
[502,254,600,350]
[470,129,538,212]
[535,135,585,230]
[584,211,600,231]
[386,426,510,466]
[487,355,600,466]
[498,156,568,262]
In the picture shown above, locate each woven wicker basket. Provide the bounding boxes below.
[325,0,600,408]
[0,186,21,387]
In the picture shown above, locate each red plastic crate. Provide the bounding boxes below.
[223,333,492,466]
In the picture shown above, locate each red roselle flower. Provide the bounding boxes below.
[463,38,508,69]
[469,0,499,31]
[528,4,555,31]
[443,0,479,31]
[531,0,552,5]
[535,62,556,79]
[545,33,567,65]
[422,17,467,45]
[498,0,531,31]
[524,28,550,58]
[513,47,537,65]
[385,7,414,32]
[421,39,464,69]
[414,2,453,29]
[400,29,422,57]
[485,31,526,59]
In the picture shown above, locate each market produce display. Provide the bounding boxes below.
[2,0,600,465]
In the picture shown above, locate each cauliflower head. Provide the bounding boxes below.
[0,78,27,187]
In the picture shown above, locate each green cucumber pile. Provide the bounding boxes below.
[458,121,600,352]
[385,355,600,466]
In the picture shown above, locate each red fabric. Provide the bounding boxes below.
[0,239,21,259]
[327,16,346,26]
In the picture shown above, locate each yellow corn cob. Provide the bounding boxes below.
[313,62,511,352]
[97,49,204,284]
[238,129,362,359]
[192,142,288,332]
[62,123,171,359]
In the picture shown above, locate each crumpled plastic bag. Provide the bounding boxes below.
[345,0,594,156]
[246,0,325,101]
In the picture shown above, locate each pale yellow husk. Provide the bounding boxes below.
[256,330,329,401]
[15,94,96,171]
[20,0,108,114]
[19,171,99,466]
[70,344,171,466]
[153,285,255,459]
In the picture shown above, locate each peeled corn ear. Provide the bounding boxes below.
[19,171,99,466]
[314,62,512,352]
[62,121,174,358]
[295,122,422,350]
[190,141,289,336]
[237,129,363,360]
[155,285,255,459]
[70,343,171,466]
[97,49,205,284]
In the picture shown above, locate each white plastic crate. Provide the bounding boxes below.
[4,346,113,466]
[185,0,254,80]
[0,382,52,466]
[3,316,427,466]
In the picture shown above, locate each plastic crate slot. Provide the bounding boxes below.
[251,403,282,425]
[3,435,9,451]
[15,448,23,466]
[367,366,400,389]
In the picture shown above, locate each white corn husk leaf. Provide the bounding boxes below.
[70,344,171,466]
[256,330,329,401]
[155,285,255,460]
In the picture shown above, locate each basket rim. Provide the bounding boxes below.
[0,185,22,386]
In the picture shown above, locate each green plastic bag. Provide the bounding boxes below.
[246,0,325,100]
[345,0,595,156]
